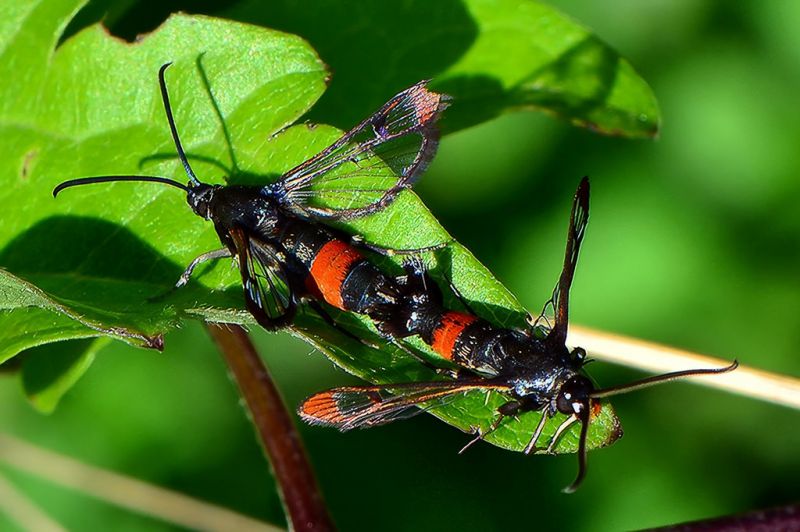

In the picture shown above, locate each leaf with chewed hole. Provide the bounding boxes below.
[0,1,327,379]
[224,0,660,137]
[0,0,623,451]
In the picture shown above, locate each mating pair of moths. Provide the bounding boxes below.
[54,63,735,492]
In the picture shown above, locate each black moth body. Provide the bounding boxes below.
[54,63,736,492]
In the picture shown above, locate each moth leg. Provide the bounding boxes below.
[448,279,479,316]
[304,299,380,348]
[459,402,516,454]
[349,234,452,257]
[388,338,462,376]
[424,266,486,318]
[440,267,533,333]
[523,412,551,454]
[545,415,580,454]
[305,298,462,377]
[148,248,232,303]
[176,248,232,288]
[403,257,480,317]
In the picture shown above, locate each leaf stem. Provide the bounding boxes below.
[569,325,800,410]
[206,323,334,532]
[651,502,800,531]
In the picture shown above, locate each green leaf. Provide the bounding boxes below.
[21,336,110,413]
[224,0,660,137]
[0,0,621,452]
[0,271,161,363]
[0,2,329,346]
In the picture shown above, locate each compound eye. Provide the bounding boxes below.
[555,376,593,415]
[573,347,587,362]
[556,390,575,415]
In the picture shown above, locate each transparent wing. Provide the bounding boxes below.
[274,81,449,221]
[536,178,590,346]
[298,381,510,431]
[230,227,296,330]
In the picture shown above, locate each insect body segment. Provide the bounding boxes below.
[202,190,404,332]
[307,240,363,309]
[430,312,479,362]
[391,262,523,375]
[298,180,738,492]
[54,63,446,334]
[276,219,401,324]
[54,64,737,493]
[298,183,599,475]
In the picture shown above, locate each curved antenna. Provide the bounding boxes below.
[591,360,738,399]
[53,175,190,197]
[563,407,590,494]
[158,62,200,187]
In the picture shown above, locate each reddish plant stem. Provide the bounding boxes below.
[207,323,334,532]
[651,503,800,531]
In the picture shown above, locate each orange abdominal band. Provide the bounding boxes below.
[431,311,478,360]
[308,240,363,310]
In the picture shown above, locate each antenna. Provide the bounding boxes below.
[158,62,200,187]
[53,62,203,197]
[591,360,738,399]
[53,175,190,197]
[563,407,590,494]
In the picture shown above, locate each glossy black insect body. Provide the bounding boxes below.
[54,63,449,332]
[54,64,736,493]
[299,178,738,492]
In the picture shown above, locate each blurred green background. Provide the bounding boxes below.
[1,1,799,530]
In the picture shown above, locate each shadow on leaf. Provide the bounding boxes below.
[0,216,242,326]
